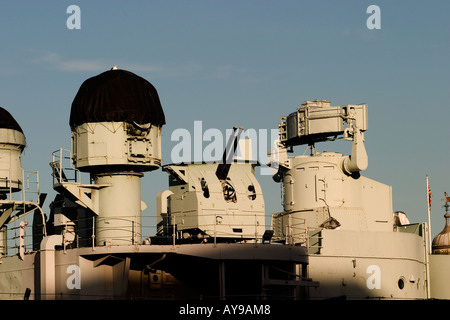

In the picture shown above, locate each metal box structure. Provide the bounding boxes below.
[71,122,162,172]
[280,100,367,147]
[157,128,266,242]
[159,161,265,241]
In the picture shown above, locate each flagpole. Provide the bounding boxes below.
[426,175,432,253]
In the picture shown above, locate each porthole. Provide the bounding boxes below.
[398,277,405,290]
[248,185,256,200]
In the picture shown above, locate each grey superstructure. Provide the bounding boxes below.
[0,69,448,300]
[269,100,429,299]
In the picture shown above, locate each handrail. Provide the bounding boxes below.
[0,169,46,258]
[22,170,39,203]
[50,148,80,185]
[0,211,321,258]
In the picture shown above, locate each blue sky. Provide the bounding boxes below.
[0,1,449,238]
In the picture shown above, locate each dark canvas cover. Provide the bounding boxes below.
[69,69,166,129]
[0,107,24,134]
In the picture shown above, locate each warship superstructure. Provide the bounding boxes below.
[269,100,429,299]
[0,68,448,300]
[0,69,315,300]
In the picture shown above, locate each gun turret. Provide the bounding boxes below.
[158,126,265,242]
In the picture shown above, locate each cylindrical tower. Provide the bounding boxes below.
[281,153,349,213]
[69,68,165,246]
[0,107,26,256]
[0,107,26,196]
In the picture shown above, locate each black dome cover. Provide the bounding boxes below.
[69,69,165,129]
[0,107,24,134]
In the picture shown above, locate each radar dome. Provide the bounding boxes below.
[69,68,165,129]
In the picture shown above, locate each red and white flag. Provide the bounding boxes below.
[428,183,432,209]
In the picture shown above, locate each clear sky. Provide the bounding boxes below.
[0,0,449,239]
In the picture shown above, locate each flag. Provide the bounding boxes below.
[426,176,432,210]
[428,184,432,209]
[426,176,432,253]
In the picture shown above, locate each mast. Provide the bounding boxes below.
[426,175,432,253]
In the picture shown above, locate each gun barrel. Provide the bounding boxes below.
[215,126,243,180]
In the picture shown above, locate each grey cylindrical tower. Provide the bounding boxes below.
[0,107,26,256]
[0,107,26,195]
[69,68,165,246]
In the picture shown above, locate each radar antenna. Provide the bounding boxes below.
[271,100,368,177]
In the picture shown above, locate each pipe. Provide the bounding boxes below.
[341,127,368,175]
[19,221,27,260]
[40,227,76,300]
[40,235,63,300]
[157,190,174,217]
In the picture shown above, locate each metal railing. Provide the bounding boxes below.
[50,148,80,185]
[0,170,40,203]
[0,208,329,258]
[21,170,39,203]
[271,213,324,253]
[94,216,143,246]
[0,211,270,256]
[0,170,47,258]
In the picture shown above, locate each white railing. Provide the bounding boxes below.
[0,169,47,258]
[0,211,272,256]
[50,148,80,185]
[21,170,39,203]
